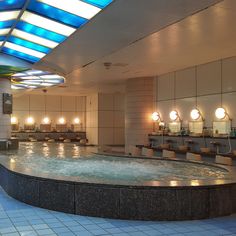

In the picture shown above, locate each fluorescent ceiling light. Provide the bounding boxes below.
[40,82,54,86]
[4,41,46,58]
[21,11,76,36]
[18,76,39,80]
[21,81,42,85]
[0,28,10,35]
[0,41,3,46]
[11,85,24,90]
[38,0,101,20]
[0,10,20,21]
[40,74,62,79]
[12,29,58,48]
[26,70,44,75]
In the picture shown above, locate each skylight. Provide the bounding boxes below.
[11,69,65,90]
[0,0,113,63]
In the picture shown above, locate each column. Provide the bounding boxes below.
[0,78,11,140]
[125,77,154,153]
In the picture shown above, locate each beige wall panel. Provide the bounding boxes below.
[157,72,174,100]
[197,60,221,96]
[222,57,236,92]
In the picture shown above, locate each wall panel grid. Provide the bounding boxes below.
[13,94,86,129]
[154,56,236,127]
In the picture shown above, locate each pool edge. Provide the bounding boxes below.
[0,163,236,220]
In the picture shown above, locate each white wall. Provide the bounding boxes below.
[154,56,236,128]
[13,94,86,130]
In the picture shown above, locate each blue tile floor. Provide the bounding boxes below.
[0,187,235,236]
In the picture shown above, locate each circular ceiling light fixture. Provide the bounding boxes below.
[215,107,226,120]
[152,112,160,121]
[169,110,179,121]
[190,108,201,120]
[11,69,65,90]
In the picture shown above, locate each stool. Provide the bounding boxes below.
[162,150,176,159]
[186,152,202,161]
[215,155,232,166]
[141,147,154,157]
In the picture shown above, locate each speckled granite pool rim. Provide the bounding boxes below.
[0,154,236,221]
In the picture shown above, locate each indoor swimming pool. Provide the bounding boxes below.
[0,142,232,185]
[0,142,235,220]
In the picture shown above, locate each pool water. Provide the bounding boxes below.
[0,142,231,185]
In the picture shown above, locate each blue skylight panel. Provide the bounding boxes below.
[82,0,113,8]
[15,21,66,43]
[8,36,51,54]
[0,0,26,11]
[0,20,15,29]
[2,47,40,63]
[0,0,114,64]
[27,1,88,28]
[0,36,6,41]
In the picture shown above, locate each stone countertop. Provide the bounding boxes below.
[148,133,236,139]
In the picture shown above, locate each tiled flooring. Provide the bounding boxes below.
[0,187,235,236]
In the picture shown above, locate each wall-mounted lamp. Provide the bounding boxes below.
[169,72,181,122]
[169,110,180,121]
[42,89,50,124]
[26,116,35,125]
[215,107,229,120]
[190,108,200,120]
[190,66,204,121]
[214,60,231,121]
[58,117,66,124]
[11,116,18,124]
[152,112,161,122]
[73,117,80,124]
[42,117,50,124]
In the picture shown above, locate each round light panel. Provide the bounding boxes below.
[190,108,201,120]
[215,107,226,120]
[152,112,160,121]
[11,69,65,90]
[169,110,179,121]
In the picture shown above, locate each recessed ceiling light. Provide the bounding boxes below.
[38,0,101,20]
[21,11,76,36]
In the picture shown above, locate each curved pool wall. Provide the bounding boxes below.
[0,158,236,221]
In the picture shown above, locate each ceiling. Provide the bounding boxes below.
[20,0,236,95]
[0,0,113,63]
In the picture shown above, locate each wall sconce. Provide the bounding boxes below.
[42,89,50,124]
[214,60,231,121]
[26,116,35,125]
[11,116,18,124]
[190,108,203,121]
[58,117,66,124]
[190,66,204,121]
[42,117,50,124]
[169,110,180,121]
[215,107,229,120]
[169,72,181,122]
[73,117,80,124]
[152,112,161,122]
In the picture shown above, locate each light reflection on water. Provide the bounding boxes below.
[0,142,231,185]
